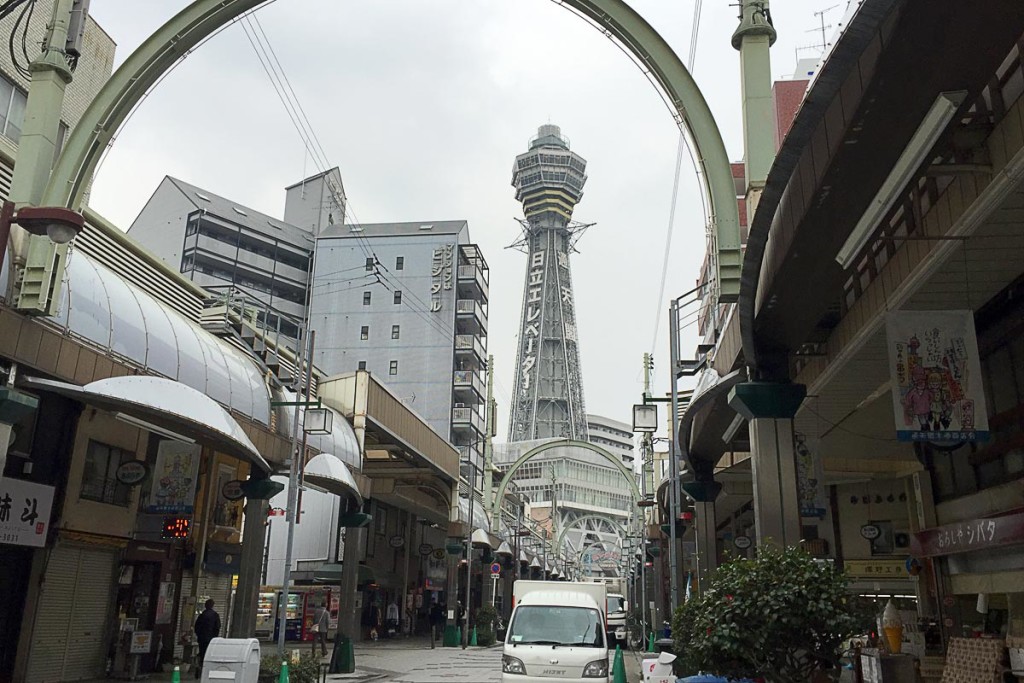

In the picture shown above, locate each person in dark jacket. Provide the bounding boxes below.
[194,599,221,679]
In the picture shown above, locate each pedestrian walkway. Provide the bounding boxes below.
[82,638,644,682]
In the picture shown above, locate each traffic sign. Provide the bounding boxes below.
[490,562,501,574]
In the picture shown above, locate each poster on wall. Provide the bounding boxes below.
[146,440,201,514]
[795,440,827,519]
[886,311,990,443]
[0,477,54,548]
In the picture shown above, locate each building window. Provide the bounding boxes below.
[365,257,374,271]
[80,441,133,506]
[396,256,404,271]
[0,75,27,142]
[394,291,402,305]
[391,325,400,340]
[360,326,369,340]
[363,291,371,306]
[358,361,367,370]
[389,361,398,375]
[181,256,195,273]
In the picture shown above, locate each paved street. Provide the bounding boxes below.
[330,638,645,683]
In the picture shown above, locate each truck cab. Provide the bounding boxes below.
[605,593,628,647]
[502,581,610,682]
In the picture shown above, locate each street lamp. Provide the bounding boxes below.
[0,200,84,267]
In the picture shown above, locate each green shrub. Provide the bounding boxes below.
[672,546,873,683]
[258,652,322,683]
[475,605,498,646]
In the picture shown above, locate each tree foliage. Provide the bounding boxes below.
[672,546,873,683]
[475,604,498,646]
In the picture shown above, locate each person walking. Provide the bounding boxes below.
[429,601,444,649]
[311,603,330,657]
[193,599,221,679]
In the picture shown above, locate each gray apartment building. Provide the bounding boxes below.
[127,169,344,339]
[310,221,489,468]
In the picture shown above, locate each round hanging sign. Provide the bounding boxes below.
[418,543,434,556]
[733,536,752,550]
[860,524,881,540]
[388,535,405,549]
[221,479,246,501]
[115,461,149,486]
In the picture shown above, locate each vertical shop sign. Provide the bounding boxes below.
[146,441,201,513]
[886,311,989,443]
[0,477,54,547]
[155,581,176,625]
[425,548,447,590]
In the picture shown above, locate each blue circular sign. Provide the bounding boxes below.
[490,562,502,574]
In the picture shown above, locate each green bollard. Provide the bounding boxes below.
[171,665,181,683]
[470,627,478,647]
[647,631,656,652]
[279,660,289,683]
[443,624,459,647]
[612,645,627,683]
[329,636,355,674]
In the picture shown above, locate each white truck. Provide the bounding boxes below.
[584,578,628,647]
[503,581,610,682]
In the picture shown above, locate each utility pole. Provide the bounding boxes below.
[668,304,683,611]
[276,329,312,656]
[639,353,653,641]
[462,363,493,649]
[483,356,496,529]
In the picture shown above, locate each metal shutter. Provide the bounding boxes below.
[25,545,116,683]
[62,548,116,680]
[25,546,81,682]
[173,572,234,661]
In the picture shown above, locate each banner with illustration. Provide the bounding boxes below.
[795,438,827,518]
[885,311,989,443]
[146,440,201,513]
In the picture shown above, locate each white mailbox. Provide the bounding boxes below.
[201,638,261,683]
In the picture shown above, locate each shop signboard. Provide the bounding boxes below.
[0,476,54,547]
[130,630,153,654]
[911,510,1024,557]
[843,558,907,579]
[146,440,201,514]
[425,548,447,590]
[885,311,989,443]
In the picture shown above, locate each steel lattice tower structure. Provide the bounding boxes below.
[508,125,593,442]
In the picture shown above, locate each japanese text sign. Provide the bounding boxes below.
[911,510,1024,557]
[0,477,54,547]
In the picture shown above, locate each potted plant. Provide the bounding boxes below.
[672,546,873,683]
[258,652,322,683]
[475,605,499,646]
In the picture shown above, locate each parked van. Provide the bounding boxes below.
[502,580,610,682]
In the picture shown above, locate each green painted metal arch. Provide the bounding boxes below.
[41,0,740,301]
[555,512,628,551]
[491,438,640,531]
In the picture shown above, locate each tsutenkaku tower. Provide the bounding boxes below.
[508,125,592,442]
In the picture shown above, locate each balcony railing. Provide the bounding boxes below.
[452,406,485,434]
[453,370,485,399]
[454,334,486,361]
[457,264,489,299]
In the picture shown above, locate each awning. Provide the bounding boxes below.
[519,551,529,565]
[23,376,268,472]
[313,562,343,583]
[529,556,542,569]
[304,453,362,507]
[495,541,513,557]
[471,528,492,549]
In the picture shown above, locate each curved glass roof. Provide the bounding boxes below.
[16,252,273,426]
[276,390,360,468]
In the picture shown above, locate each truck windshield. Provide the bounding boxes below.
[607,596,625,613]
[508,606,605,648]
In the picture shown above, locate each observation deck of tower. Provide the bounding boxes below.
[508,124,592,442]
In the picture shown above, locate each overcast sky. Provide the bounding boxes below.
[86,0,834,442]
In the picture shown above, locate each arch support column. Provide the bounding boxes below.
[728,382,806,549]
